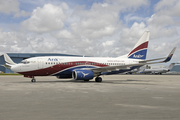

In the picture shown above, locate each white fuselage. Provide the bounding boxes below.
[11,56,141,77]
[142,68,170,74]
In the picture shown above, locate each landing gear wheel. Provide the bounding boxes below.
[31,78,36,82]
[95,77,102,82]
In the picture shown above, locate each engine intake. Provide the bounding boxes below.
[72,70,94,80]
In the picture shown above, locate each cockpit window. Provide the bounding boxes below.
[20,60,30,64]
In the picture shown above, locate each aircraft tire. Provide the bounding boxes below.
[95,77,102,82]
[31,78,36,82]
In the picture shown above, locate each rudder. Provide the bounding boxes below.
[127,31,150,60]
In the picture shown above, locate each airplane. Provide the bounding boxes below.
[3,31,176,82]
[140,63,176,74]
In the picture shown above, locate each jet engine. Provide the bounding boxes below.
[72,69,94,80]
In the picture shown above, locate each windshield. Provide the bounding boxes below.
[20,60,30,64]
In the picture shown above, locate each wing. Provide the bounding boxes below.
[87,47,176,74]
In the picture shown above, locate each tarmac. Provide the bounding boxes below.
[0,75,180,120]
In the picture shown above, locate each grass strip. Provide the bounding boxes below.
[0,73,22,75]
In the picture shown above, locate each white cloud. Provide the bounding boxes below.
[53,30,74,39]
[28,37,58,52]
[0,29,30,54]
[1,0,180,63]
[124,14,148,23]
[102,40,115,47]
[68,2,121,39]
[21,3,68,33]
[0,29,59,54]
[0,0,19,14]
[155,0,180,17]
[106,0,149,11]
[147,14,175,27]
[148,38,180,62]
[0,0,31,18]
[14,10,31,18]
[120,22,148,46]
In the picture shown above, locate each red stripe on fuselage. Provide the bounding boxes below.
[128,41,148,56]
[18,61,108,76]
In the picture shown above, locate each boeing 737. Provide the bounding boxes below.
[3,31,176,82]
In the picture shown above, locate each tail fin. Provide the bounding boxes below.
[4,53,16,65]
[168,63,175,70]
[127,31,150,60]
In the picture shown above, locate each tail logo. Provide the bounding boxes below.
[128,49,147,59]
[81,72,89,78]
[133,54,144,58]
[127,31,150,60]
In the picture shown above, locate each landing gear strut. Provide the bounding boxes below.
[31,78,36,82]
[95,77,102,82]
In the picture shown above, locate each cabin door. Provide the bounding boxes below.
[38,58,44,69]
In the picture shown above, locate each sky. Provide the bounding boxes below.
[0,0,180,64]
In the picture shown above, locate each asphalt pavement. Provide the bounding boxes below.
[0,75,180,120]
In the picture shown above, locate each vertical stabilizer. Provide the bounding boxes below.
[168,63,175,70]
[127,31,150,60]
[4,53,16,65]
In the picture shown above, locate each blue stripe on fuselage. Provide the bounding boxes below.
[52,65,142,77]
[52,65,97,76]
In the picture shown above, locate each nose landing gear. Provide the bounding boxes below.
[24,75,36,82]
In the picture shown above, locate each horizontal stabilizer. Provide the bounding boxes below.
[139,57,166,63]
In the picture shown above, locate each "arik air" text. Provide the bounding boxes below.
[48,58,59,61]
[133,54,144,58]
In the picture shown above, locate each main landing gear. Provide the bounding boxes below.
[83,77,102,82]
[95,77,102,82]
[31,78,36,82]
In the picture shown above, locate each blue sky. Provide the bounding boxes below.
[0,0,180,64]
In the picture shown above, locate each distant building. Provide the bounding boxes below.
[171,65,180,72]
[0,53,82,73]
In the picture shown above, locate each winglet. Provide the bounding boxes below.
[4,53,16,65]
[163,47,176,62]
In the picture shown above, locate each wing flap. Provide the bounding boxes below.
[91,66,131,73]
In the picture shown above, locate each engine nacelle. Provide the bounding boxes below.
[72,70,94,80]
